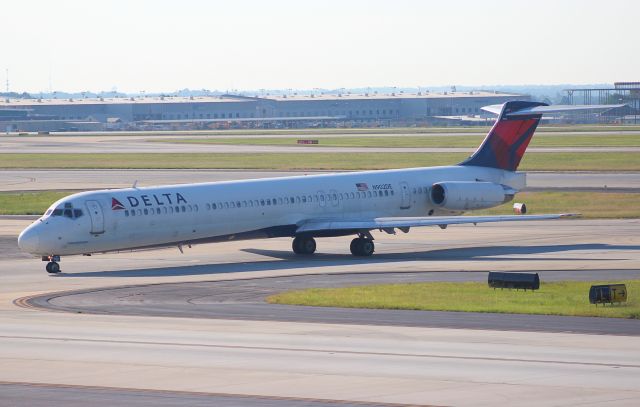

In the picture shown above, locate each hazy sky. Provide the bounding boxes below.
[3,0,638,93]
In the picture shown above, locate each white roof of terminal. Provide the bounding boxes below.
[0,91,520,107]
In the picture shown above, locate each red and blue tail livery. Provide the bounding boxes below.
[460,101,546,172]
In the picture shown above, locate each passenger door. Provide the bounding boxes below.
[85,200,105,234]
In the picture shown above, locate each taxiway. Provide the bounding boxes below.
[1,218,639,405]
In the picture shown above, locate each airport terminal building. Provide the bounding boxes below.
[0,91,524,132]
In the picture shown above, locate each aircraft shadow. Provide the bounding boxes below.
[58,243,639,278]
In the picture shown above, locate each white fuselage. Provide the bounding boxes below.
[18,165,519,257]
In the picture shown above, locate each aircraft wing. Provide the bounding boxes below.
[296,213,577,234]
[481,103,625,116]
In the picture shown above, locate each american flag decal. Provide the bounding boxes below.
[356,183,368,191]
[111,198,125,210]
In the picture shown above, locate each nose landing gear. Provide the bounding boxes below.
[42,255,61,274]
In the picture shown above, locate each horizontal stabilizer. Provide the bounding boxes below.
[296,213,577,234]
[481,103,625,116]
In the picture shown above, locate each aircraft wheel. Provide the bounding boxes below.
[46,262,61,274]
[359,239,375,256]
[350,238,375,257]
[292,236,316,255]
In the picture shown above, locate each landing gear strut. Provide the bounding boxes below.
[292,236,316,255]
[42,255,61,274]
[350,237,375,257]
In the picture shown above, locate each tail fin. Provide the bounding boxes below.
[460,101,546,172]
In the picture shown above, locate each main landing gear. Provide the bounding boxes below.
[291,234,375,257]
[42,255,61,274]
[350,237,375,257]
[292,236,316,255]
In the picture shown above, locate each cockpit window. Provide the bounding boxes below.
[46,202,83,219]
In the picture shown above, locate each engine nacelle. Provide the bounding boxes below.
[430,181,514,211]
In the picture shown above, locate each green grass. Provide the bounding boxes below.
[45,124,640,136]
[267,280,640,319]
[0,191,71,215]
[474,191,640,219]
[153,133,640,148]
[1,152,639,171]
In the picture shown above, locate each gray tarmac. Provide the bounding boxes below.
[0,382,406,407]
[1,169,639,192]
[2,219,640,406]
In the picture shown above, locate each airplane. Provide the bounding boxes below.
[17,101,622,273]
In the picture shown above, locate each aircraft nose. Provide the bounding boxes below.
[18,224,41,254]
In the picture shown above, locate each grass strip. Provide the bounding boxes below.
[1,152,639,171]
[474,191,640,219]
[0,191,71,215]
[267,280,640,319]
[33,124,640,137]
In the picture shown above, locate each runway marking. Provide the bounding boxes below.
[0,381,429,407]
[2,334,639,369]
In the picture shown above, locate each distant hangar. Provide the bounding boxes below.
[0,90,525,132]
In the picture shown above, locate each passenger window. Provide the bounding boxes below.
[131,210,136,217]
[373,191,378,197]
[212,203,217,209]
[236,201,241,208]
[384,190,389,196]
[125,210,129,217]
[224,202,229,209]
[290,197,294,203]
[175,206,180,213]
[143,208,148,215]
[267,200,271,206]
[296,197,301,203]
[157,208,162,214]
[350,192,355,199]
[181,205,186,212]
[390,190,394,195]
[260,199,265,206]
[367,191,372,198]
[206,203,211,210]
[278,198,283,205]
[137,209,142,216]
[333,193,337,200]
